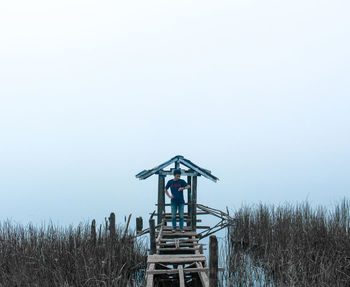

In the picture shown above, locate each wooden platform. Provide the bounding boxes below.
[145,222,211,287]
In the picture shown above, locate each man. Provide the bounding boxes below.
[164,169,191,232]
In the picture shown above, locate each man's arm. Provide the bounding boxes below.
[164,188,174,199]
[178,184,191,191]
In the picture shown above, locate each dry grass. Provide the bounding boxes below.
[0,215,147,287]
[222,198,350,286]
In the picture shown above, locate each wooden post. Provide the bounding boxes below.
[157,174,165,224]
[187,176,192,226]
[209,235,218,287]
[109,212,116,242]
[136,216,143,233]
[191,175,197,230]
[91,219,96,246]
[149,218,156,255]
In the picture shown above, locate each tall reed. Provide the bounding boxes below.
[0,216,147,287]
[222,199,350,286]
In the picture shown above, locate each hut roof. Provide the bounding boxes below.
[135,155,219,182]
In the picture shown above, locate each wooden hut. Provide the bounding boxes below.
[135,155,219,230]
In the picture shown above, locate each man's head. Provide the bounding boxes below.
[173,169,181,180]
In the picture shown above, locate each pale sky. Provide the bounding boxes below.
[0,0,349,226]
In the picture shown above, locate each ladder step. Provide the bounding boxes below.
[159,238,200,243]
[158,247,203,251]
[164,218,202,222]
[147,254,206,264]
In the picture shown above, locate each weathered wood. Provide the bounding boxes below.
[163,218,202,223]
[146,263,155,287]
[158,231,198,237]
[159,238,199,242]
[136,216,143,233]
[158,174,165,224]
[177,157,218,182]
[158,170,199,176]
[158,247,203,251]
[149,219,156,255]
[135,155,219,181]
[109,212,116,241]
[159,242,203,247]
[147,254,206,264]
[196,262,209,287]
[147,266,209,275]
[178,265,185,287]
[175,159,180,169]
[192,176,197,231]
[187,176,192,226]
[209,235,218,287]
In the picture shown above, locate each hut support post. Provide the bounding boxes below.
[187,176,192,226]
[157,174,165,225]
[191,175,197,231]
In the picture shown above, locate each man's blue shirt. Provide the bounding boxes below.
[165,179,188,204]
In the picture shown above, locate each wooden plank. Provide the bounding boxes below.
[146,263,155,287]
[156,221,164,244]
[196,262,209,287]
[178,265,185,287]
[158,231,198,237]
[146,266,225,275]
[147,255,206,264]
[163,218,202,223]
[136,156,178,180]
[159,242,205,247]
[178,158,218,182]
[147,267,209,275]
[160,238,200,242]
[158,247,202,251]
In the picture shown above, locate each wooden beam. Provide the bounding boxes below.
[155,203,189,206]
[178,265,185,287]
[187,176,192,226]
[146,263,155,287]
[157,174,165,224]
[209,235,218,287]
[149,219,156,255]
[158,170,199,176]
[175,159,180,169]
[196,262,209,287]
[178,158,218,182]
[191,176,197,231]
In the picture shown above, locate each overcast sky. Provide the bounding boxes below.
[1,0,349,227]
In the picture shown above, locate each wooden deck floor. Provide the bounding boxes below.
[145,225,210,287]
